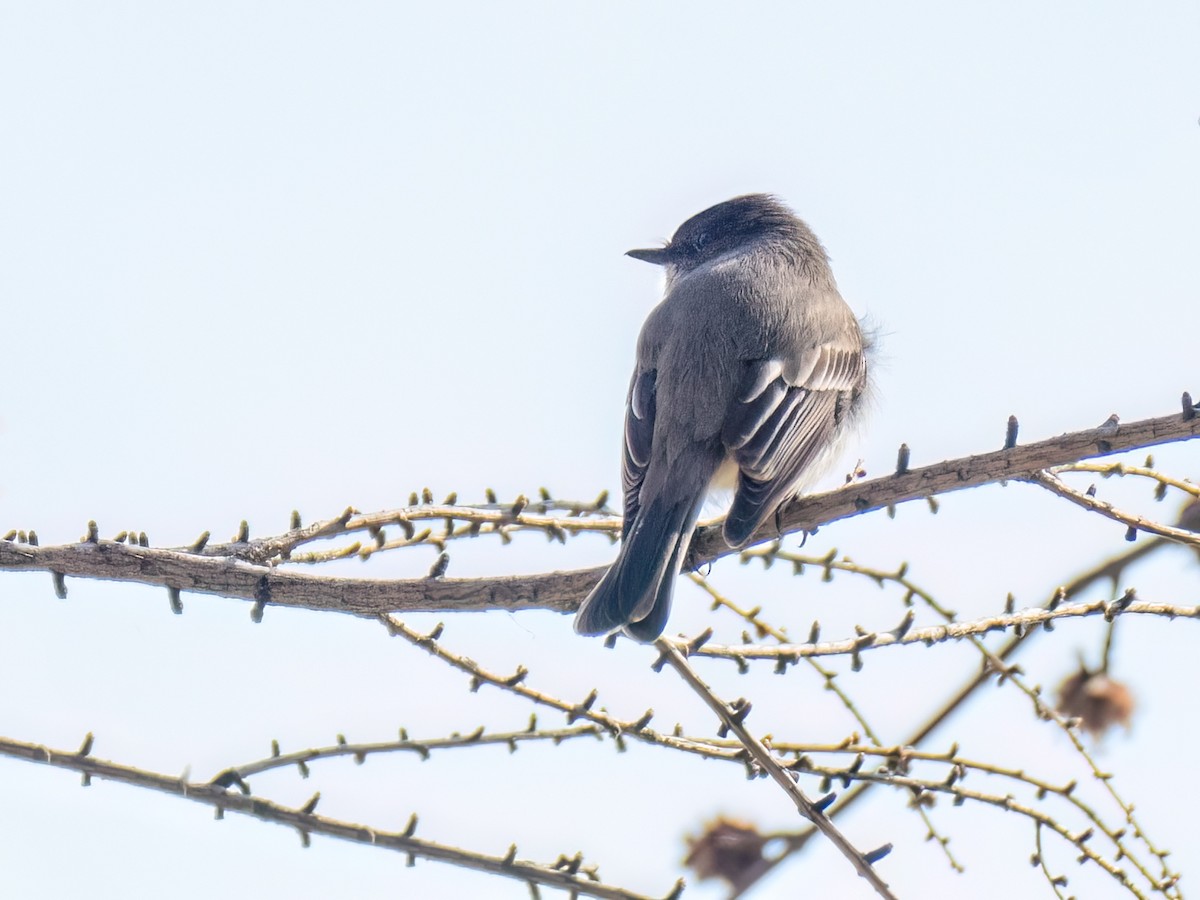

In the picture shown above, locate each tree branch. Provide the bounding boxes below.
[0,735,677,900]
[687,403,1200,564]
[2,404,1196,618]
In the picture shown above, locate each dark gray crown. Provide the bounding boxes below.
[627,194,825,271]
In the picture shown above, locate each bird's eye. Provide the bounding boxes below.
[692,232,710,252]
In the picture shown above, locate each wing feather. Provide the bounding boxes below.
[723,344,865,547]
[622,369,656,538]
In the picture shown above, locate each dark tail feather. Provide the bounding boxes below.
[723,473,775,548]
[621,517,696,641]
[574,494,698,640]
[573,559,633,637]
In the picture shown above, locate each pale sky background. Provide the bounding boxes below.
[1,3,1198,898]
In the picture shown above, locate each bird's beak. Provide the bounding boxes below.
[625,246,671,265]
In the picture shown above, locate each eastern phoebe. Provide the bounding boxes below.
[575,194,869,641]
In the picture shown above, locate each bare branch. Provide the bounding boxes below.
[0,735,674,900]
[686,404,1200,563]
[2,405,1197,619]
[215,723,606,784]
[654,638,898,899]
[682,596,1200,663]
[0,539,602,617]
[1028,471,1200,549]
[731,543,1185,893]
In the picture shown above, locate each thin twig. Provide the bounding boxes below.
[1034,822,1071,899]
[1029,471,1200,550]
[215,723,605,783]
[1049,461,1200,500]
[682,597,1200,663]
[653,639,898,899]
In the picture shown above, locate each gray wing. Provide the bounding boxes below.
[721,343,865,547]
[621,368,656,538]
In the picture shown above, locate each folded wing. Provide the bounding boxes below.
[721,343,865,547]
[621,368,656,538]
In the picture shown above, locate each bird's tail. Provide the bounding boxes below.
[574,493,701,641]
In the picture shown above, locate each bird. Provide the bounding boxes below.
[574,194,870,641]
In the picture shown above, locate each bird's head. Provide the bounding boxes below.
[626,194,807,273]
